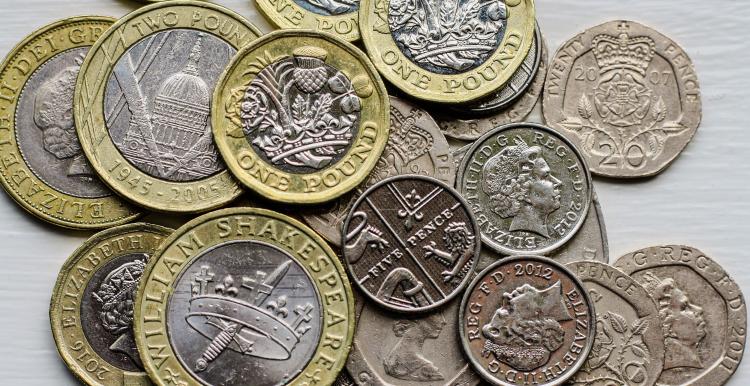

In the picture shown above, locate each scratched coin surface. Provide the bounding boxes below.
[543,20,702,178]
[347,293,481,386]
[302,96,455,246]
[50,223,172,385]
[566,261,664,386]
[135,207,355,386]
[614,245,746,386]
[75,1,261,212]
[0,16,139,228]
[456,123,592,256]
[359,0,536,104]
[255,0,360,41]
[460,256,595,386]
[342,175,480,313]
[213,30,389,204]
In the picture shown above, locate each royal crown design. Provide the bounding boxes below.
[389,107,434,164]
[592,27,656,76]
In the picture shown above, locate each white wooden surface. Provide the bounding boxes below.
[0,0,747,384]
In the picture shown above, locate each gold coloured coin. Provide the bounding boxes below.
[75,1,261,213]
[0,16,140,229]
[255,0,360,42]
[50,222,173,385]
[135,207,355,386]
[213,30,389,204]
[359,0,536,104]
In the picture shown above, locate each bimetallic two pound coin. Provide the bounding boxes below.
[256,0,360,41]
[342,175,480,313]
[135,208,355,386]
[0,16,139,228]
[456,123,592,256]
[359,0,536,104]
[459,256,595,386]
[50,223,172,385]
[75,1,261,213]
[213,30,389,204]
[543,20,702,178]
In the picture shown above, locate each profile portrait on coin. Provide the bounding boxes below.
[384,313,447,381]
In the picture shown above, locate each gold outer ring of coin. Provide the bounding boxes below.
[134,207,355,386]
[255,0,360,42]
[50,222,173,386]
[359,0,536,104]
[74,1,261,213]
[0,16,141,229]
[212,29,390,204]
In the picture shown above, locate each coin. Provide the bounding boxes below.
[0,16,140,228]
[50,222,172,385]
[456,123,593,255]
[359,0,536,104]
[302,96,455,246]
[614,245,746,386]
[566,261,664,386]
[346,294,481,386]
[75,1,261,213]
[333,369,357,386]
[255,0,360,41]
[542,20,702,178]
[134,207,355,386]
[460,256,595,386]
[213,30,389,204]
[436,26,548,141]
[341,175,480,313]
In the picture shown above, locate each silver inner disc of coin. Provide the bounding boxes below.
[293,0,359,15]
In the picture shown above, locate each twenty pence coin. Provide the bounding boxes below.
[359,0,536,104]
[566,261,664,386]
[50,222,173,385]
[614,245,746,386]
[134,207,355,386]
[0,16,140,228]
[75,1,261,212]
[255,0,360,41]
[542,20,702,178]
[460,256,595,386]
[213,29,390,204]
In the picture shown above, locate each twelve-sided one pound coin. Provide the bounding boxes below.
[75,1,261,212]
[255,0,361,41]
[50,223,173,385]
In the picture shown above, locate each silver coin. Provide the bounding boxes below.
[302,96,455,247]
[614,245,746,386]
[456,123,592,256]
[104,29,233,182]
[346,293,481,386]
[543,20,702,178]
[166,240,322,386]
[566,261,665,386]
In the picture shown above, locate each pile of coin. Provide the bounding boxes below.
[0,0,743,385]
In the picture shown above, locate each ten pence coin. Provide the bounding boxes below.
[566,261,665,386]
[50,223,173,385]
[0,16,140,228]
[212,30,390,204]
[75,1,261,212]
[459,256,595,386]
[255,0,360,41]
[134,207,355,386]
[542,20,702,178]
[359,0,536,104]
[614,245,746,386]
[342,175,480,313]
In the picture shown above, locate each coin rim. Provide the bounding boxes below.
[254,0,360,42]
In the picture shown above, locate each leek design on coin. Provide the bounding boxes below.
[213,30,389,204]
[543,20,702,178]
[342,175,480,313]
[457,123,592,255]
[302,96,455,246]
[567,261,664,386]
[0,16,139,228]
[460,256,595,386]
[50,223,172,385]
[255,0,361,41]
[135,208,354,386]
[359,0,536,103]
[614,245,746,386]
[75,1,261,212]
